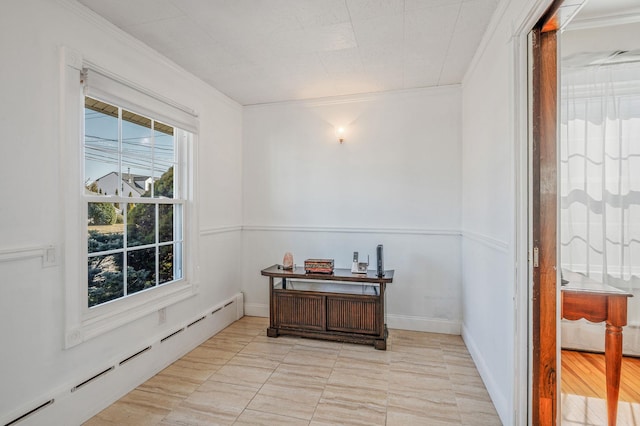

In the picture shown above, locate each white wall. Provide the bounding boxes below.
[561,21,640,58]
[460,0,552,424]
[0,1,243,424]
[461,24,514,422]
[241,88,462,334]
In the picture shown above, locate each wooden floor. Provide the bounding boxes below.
[561,349,640,425]
[84,316,501,425]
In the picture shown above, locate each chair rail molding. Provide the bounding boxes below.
[462,230,509,252]
[242,225,461,237]
[200,225,243,236]
[0,245,57,267]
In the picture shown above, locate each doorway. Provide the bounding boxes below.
[558,3,640,425]
[529,0,640,424]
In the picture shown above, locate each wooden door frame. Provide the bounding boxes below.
[528,1,586,424]
[530,21,559,426]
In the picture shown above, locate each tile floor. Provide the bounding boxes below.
[85,316,501,425]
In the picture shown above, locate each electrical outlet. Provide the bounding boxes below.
[158,307,166,324]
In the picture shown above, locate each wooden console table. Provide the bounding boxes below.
[561,270,633,426]
[261,265,394,350]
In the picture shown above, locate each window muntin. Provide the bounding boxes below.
[84,96,184,308]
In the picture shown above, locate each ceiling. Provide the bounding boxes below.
[76,0,498,105]
[76,0,640,106]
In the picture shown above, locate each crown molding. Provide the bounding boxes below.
[243,84,461,110]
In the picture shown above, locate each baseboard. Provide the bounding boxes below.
[3,293,244,426]
[244,303,269,318]
[461,323,509,425]
[241,304,460,336]
[386,314,461,335]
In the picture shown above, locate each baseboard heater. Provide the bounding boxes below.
[4,293,242,425]
[71,366,115,393]
[119,346,152,366]
[160,328,184,343]
[187,316,206,328]
[5,399,54,426]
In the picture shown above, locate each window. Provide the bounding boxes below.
[61,49,199,347]
[84,97,184,307]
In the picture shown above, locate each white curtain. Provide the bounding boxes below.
[560,60,640,355]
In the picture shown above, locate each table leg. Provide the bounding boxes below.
[268,276,275,330]
[605,323,623,426]
[267,279,279,337]
[378,283,386,350]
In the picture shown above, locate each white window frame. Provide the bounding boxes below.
[61,47,200,348]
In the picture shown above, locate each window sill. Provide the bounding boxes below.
[65,279,196,348]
